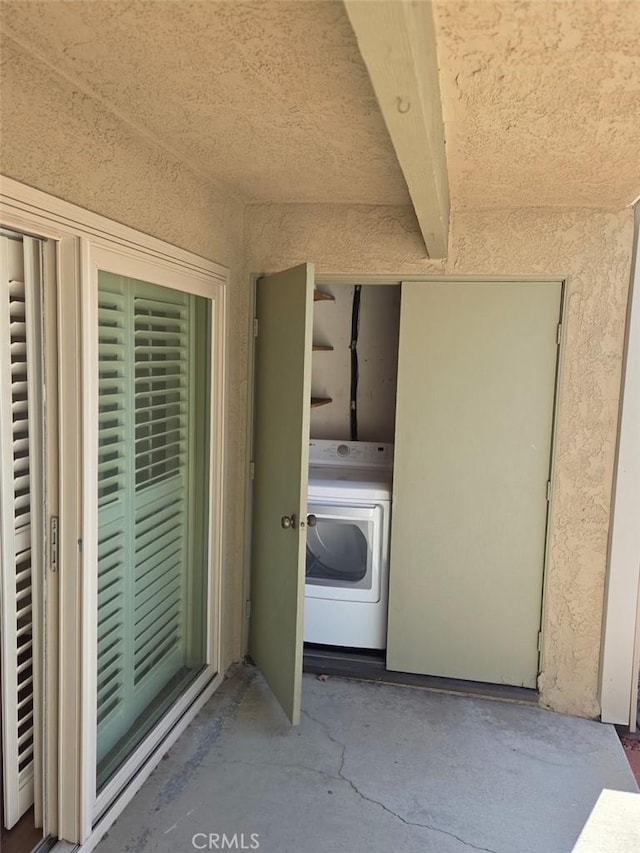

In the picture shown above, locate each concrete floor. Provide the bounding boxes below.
[97,666,638,853]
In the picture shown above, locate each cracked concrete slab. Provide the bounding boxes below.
[96,666,638,853]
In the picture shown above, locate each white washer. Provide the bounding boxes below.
[304,440,393,649]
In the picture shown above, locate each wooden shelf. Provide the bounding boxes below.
[312,292,332,404]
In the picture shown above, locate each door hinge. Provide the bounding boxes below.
[546,481,552,501]
[556,323,562,345]
[249,461,255,480]
[537,631,543,652]
[50,516,59,572]
[253,318,259,337]
[245,600,251,620]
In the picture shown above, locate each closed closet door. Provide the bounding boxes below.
[387,280,562,688]
[0,234,43,829]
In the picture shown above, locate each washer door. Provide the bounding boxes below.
[305,503,383,602]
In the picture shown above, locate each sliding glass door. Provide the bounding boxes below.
[1,181,227,846]
[74,242,225,834]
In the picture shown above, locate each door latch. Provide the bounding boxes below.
[50,516,59,572]
[281,513,316,530]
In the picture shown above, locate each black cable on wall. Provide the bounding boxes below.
[350,285,362,441]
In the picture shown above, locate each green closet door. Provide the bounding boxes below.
[387,280,562,688]
[250,264,314,725]
[96,272,210,788]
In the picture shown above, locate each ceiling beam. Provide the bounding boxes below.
[344,0,450,258]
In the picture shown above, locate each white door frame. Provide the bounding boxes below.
[0,176,228,847]
[86,240,226,827]
[600,205,640,728]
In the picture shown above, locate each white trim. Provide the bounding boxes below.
[56,234,85,842]
[601,206,640,727]
[89,242,220,298]
[79,237,98,836]
[42,237,61,838]
[0,176,227,281]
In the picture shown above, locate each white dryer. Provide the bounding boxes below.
[304,440,393,650]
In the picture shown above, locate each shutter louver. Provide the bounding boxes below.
[11,280,31,535]
[96,278,128,753]
[9,281,36,815]
[134,295,187,488]
[97,529,126,726]
[133,293,188,691]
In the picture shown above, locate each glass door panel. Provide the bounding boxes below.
[96,272,211,790]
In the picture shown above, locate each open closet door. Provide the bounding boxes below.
[387,280,562,688]
[249,264,314,724]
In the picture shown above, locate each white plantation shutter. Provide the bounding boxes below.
[0,235,42,829]
[96,280,128,759]
[132,291,188,697]
[96,274,192,773]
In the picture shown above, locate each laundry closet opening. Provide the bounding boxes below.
[301,275,564,697]
[304,283,400,664]
[249,266,563,723]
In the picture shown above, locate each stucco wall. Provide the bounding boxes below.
[2,32,634,718]
[0,39,248,672]
[245,203,635,717]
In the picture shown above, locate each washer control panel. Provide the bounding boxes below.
[308,440,393,468]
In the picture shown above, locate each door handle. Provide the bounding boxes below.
[281,513,316,530]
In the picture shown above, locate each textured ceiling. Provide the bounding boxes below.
[2,0,639,211]
[0,0,411,205]
[434,0,640,209]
